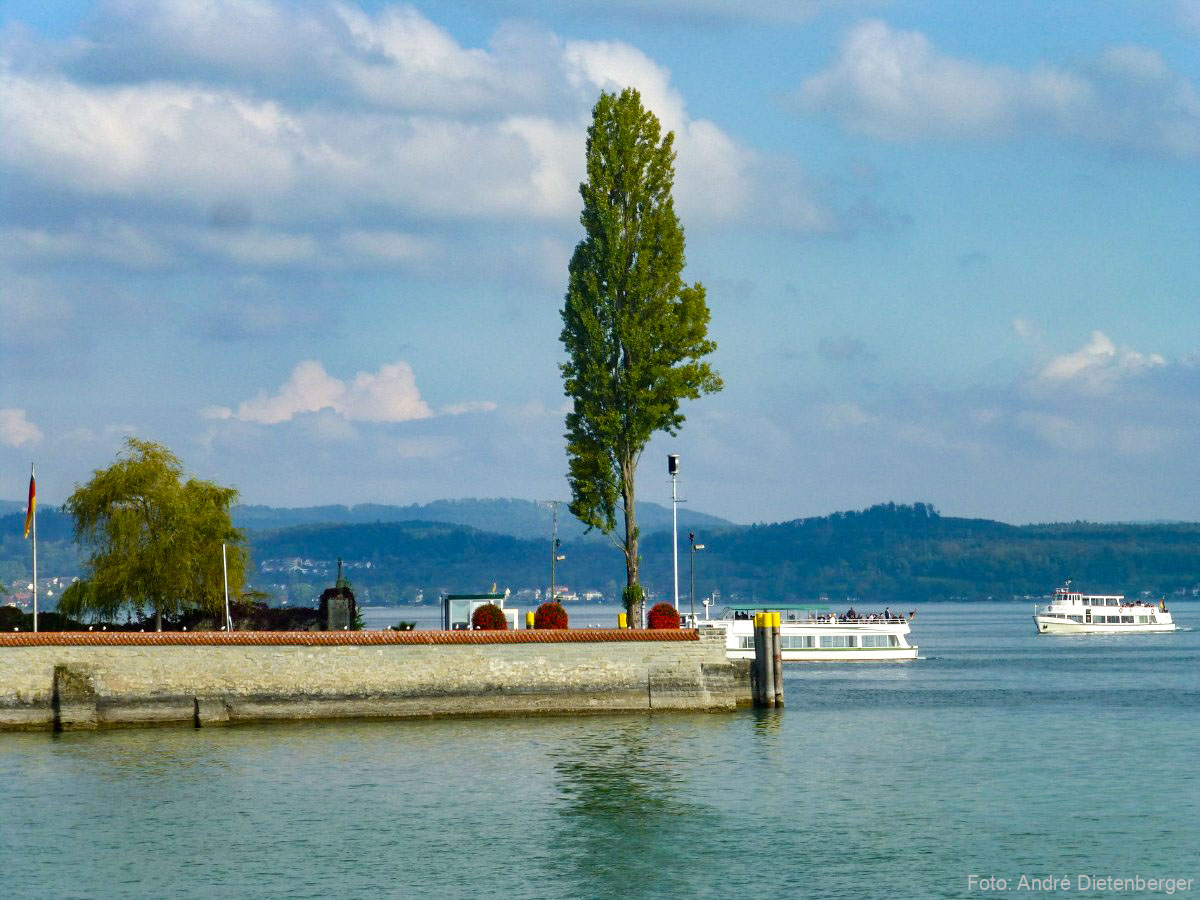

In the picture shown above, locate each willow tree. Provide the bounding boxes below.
[560,88,722,625]
[60,438,247,630]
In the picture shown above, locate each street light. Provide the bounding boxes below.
[689,531,705,625]
[547,501,566,603]
[669,454,680,610]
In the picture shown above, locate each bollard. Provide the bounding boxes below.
[526,611,535,629]
[771,611,785,707]
[751,613,763,706]
[618,612,628,629]
[753,612,775,708]
[763,613,777,708]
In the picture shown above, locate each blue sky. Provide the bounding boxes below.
[2,0,1199,525]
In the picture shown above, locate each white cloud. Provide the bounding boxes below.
[209,360,434,424]
[819,401,876,431]
[1011,318,1040,341]
[799,19,1200,159]
[442,401,499,416]
[0,222,169,269]
[0,4,761,228]
[1016,411,1098,452]
[0,408,43,446]
[338,230,439,266]
[1037,330,1166,392]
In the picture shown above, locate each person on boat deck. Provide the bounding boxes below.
[846,607,857,620]
[885,607,892,620]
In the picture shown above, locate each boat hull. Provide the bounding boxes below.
[725,646,918,662]
[1034,615,1176,635]
[701,617,918,662]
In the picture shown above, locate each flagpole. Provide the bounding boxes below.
[31,464,38,634]
[222,543,232,631]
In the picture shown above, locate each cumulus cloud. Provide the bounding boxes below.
[0,0,838,272]
[0,408,43,446]
[205,360,435,424]
[798,19,1200,159]
[819,401,876,431]
[1037,330,1166,392]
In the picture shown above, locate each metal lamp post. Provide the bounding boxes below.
[689,532,705,625]
[669,454,680,610]
[548,501,565,603]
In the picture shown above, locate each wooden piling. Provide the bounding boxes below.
[753,613,776,708]
[771,611,785,707]
[751,613,763,706]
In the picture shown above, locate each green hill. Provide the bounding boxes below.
[233,497,734,541]
[5,501,1200,607]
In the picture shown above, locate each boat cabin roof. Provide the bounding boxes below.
[723,603,830,612]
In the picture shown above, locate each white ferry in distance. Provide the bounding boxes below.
[1033,583,1176,634]
[695,603,918,662]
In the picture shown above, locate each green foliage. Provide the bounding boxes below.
[60,438,248,629]
[471,603,508,630]
[622,583,645,620]
[560,88,722,594]
[647,602,681,629]
[534,601,569,629]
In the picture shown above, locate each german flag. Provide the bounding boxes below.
[23,469,35,539]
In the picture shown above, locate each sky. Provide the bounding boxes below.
[2,0,1199,526]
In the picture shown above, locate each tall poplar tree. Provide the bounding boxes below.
[560,88,722,624]
[60,438,247,630]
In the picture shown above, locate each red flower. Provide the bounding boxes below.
[533,602,569,630]
[471,603,508,631]
[647,603,681,629]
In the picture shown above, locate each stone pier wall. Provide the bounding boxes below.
[0,629,745,731]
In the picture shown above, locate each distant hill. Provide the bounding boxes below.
[6,501,1200,607]
[233,498,736,541]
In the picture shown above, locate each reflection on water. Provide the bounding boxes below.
[549,718,721,897]
[2,602,1199,898]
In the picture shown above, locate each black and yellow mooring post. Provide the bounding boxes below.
[771,611,785,707]
[751,613,763,706]
[753,612,777,708]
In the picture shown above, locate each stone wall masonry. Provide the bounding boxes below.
[0,629,745,730]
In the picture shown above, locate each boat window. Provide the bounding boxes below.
[1069,616,1083,623]
[820,635,849,649]
[1107,598,1119,606]
[860,634,896,648]
[1138,616,1149,624]
[1081,597,1091,606]
[739,636,755,650]
[1122,616,1133,623]
[782,636,814,649]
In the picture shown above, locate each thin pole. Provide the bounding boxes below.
[549,501,559,603]
[689,532,696,625]
[671,470,679,610]
[222,543,231,630]
[31,464,38,634]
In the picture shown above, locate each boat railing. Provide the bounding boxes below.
[704,615,911,625]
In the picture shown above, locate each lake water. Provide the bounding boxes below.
[2,602,1198,898]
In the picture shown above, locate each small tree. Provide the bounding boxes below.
[647,602,681,629]
[534,602,569,630]
[61,438,248,630]
[471,603,508,631]
[560,88,722,627]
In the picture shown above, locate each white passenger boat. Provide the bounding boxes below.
[1033,583,1176,634]
[696,603,918,662]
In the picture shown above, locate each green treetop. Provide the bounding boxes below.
[59,438,248,630]
[559,87,722,624]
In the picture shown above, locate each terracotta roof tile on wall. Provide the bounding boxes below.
[0,629,699,647]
